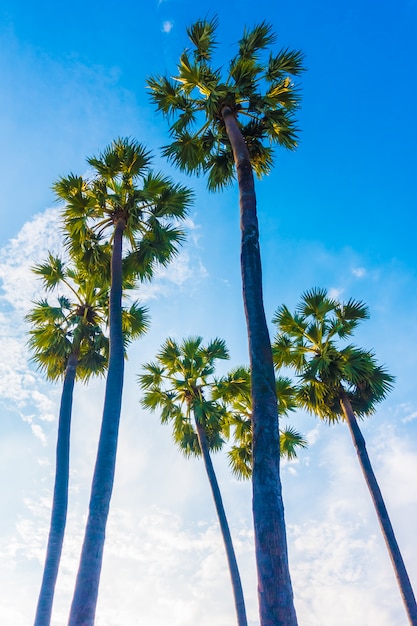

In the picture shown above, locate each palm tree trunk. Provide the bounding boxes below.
[221,105,297,626]
[340,394,417,625]
[34,352,78,626]
[193,416,248,626]
[68,219,126,626]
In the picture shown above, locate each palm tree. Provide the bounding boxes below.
[213,366,307,479]
[148,18,304,625]
[273,287,417,625]
[54,138,193,625]
[28,254,148,626]
[139,337,248,626]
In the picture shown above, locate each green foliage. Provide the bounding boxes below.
[272,287,395,422]
[139,336,230,457]
[187,17,219,62]
[147,17,305,189]
[27,256,110,381]
[213,366,306,479]
[54,137,193,282]
[27,254,149,381]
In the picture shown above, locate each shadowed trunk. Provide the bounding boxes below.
[34,352,78,626]
[68,219,125,626]
[340,393,417,625]
[221,105,297,626]
[194,414,248,626]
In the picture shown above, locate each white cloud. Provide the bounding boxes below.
[4,498,257,626]
[328,287,343,299]
[403,410,417,424]
[0,207,63,313]
[352,266,367,278]
[31,423,47,445]
[162,20,173,33]
[305,424,321,445]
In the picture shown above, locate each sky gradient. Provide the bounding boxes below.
[0,1,416,624]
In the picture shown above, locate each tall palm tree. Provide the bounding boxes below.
[54,138,193,625]
[139,337,248,626]
[213,366,307,479]
[273,287,417,625]
[148,18,304,625]
[28,254,148,626]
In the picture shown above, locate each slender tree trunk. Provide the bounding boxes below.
[34,353,78,626]
[68,219,126,626]
[340,394,417,625]
[221,105,297,626]
[194,416,248,626]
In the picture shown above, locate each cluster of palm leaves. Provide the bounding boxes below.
[25,15,416,626]
[148,17,304,190]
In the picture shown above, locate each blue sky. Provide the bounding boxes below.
[0,1,416,624]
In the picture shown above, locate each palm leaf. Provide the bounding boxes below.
[266,49,305,81]
[238,22,276,59]
[280,426,307,460]
[187,17,219,62]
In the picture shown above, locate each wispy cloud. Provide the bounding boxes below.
[0,206,63,312]
[162,20,174,33]
[402,410,417,424]
[328,287,343,299]
[352,267,367,278]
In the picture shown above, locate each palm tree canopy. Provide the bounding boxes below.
[147,17,305,190]
[272,287,395,421]
[27,254,149,381]
[53,137,193,280]
[139,336,231,456]
[212,365,306,479]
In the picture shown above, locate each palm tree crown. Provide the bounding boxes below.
[213,366,307,479]
[27,253,109,381]
[272,287,394,420]
[54,137,193,279]
[139,336,230,454]
[27,252,150,381]
[148,17,304,190]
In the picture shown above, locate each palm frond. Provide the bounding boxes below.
[205,151,235,191]
[275,377,298,414]
[187,17,219,62]
[238,22,276,59]
[32,254,66,291]
[122,302,150,346]
[265,48,305,81]
[162,133,205,174]
[280,426,307,460]
[87,137,152,180]
[227,444,252,480]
